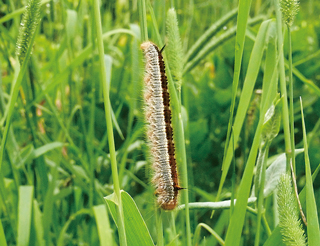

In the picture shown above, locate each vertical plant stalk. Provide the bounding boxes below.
[139,0,148,42]
[287,27,296,174]
[254,98,282,246]
[165,8,191,246]
[156,209,164,246]
[280,0,306,226]
[254,144,269,246]
[274,0,292,169]
[92,1,127,245]
[290,160,307,226]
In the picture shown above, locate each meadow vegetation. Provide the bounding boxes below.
[0,0,320,245]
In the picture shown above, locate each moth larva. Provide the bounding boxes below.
[141,41,182,210]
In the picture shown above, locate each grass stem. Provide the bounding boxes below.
[92,0,127,244]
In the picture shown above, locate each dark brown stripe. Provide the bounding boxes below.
[153,44,180,195]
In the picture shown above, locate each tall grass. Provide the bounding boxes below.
[0,0,320,245]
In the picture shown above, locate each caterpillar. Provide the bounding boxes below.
[141,41,182,210]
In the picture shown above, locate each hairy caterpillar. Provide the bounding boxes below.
[141,41,182,210]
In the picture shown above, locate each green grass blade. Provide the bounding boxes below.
[93,205,113,246]
[105,191,155,246]
[224,21,274,245]
[0,219,8,246]
[300,98,320,245]
[263,226,286,246]
[184,8,238,63]
[221,0,253,189]
[17,186,34,246]
[260,22,277,109]
[224,112,263,246]
[33,142,64,157]
[183,16,265,74]
[218,20,272,202]
[33,200,45,246]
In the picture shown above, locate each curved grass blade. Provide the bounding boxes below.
[105,190,154,246]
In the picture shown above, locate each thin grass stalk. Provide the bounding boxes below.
[156,209,164,246]
[230,131,236,214]
[170,212,178,245]
[254,144,269,246]
[287,26,296,174]
[164,8,192,246]
[92,0,127,245]
[287,24,307,225]
[87,56,96,208]
[262,213,272,236]
[274,0,292,170]
[139,0,148,41]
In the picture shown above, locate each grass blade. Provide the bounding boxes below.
[221,0,253,194]
[0,220,8,246]
[17,186,34,246]
[93,205,113,246]
[218,20,272,202]
[300,98,320,245]
[105,191,155,246]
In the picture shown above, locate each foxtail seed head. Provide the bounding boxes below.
[280,0,299,27]
[277,174,306,245]
[16,0,41,65]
